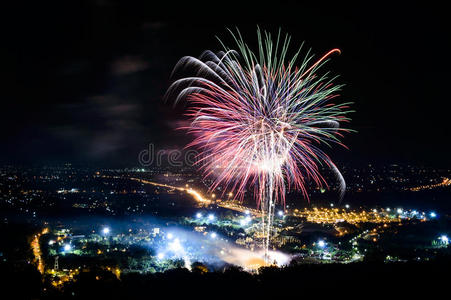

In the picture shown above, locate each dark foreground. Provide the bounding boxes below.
[1,258,449,299]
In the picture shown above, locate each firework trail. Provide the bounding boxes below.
[167,29,353,261]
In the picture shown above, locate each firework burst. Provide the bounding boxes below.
[167,29,353,260]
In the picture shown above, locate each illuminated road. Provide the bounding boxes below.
[129,177,423,226]
[130,177,264,216]
[31,227,49,274]
[130,178,212,205]
[409,177,451,191]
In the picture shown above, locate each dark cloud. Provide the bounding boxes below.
[111,56,149,76]
[49,95,142,158]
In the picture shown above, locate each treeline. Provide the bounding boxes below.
[1,258,449,299]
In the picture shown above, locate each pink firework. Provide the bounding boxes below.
[167,29,353,258]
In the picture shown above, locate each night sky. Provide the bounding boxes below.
[3,1,450,168]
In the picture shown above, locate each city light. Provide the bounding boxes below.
[167,233,174,240]
[102,227,110,235]
[345,204,350,209]
[196,212,203,219]
[63,244,71,251]
[386,207,391,212]
[440,235,449,245]
[278,210,284,217]
[210,232,217,239]
[157,253,165,260]
[317,240,326,248]
[208,214,215,221]
[397,208,403,214]
[430,212,437,218]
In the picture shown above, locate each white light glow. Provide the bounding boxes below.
[168,238,183,253]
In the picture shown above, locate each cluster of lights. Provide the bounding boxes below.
[439,235,449,245]
[293,206,437,225]
[195,212,216,222]
[393,208,437,220]
[293,207,398,224]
